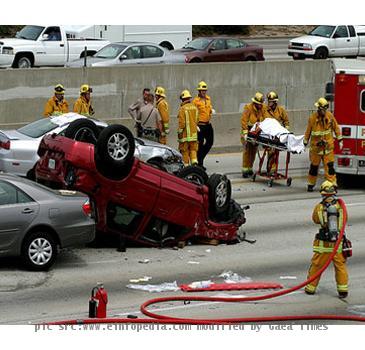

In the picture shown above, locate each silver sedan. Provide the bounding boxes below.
[67,42,183,67]
[0,173,95,270]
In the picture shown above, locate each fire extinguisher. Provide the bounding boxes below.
[88,282,108,318]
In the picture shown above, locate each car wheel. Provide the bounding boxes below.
[14,55,33,68]
[207,174,231,216]
[177,165,209,185]
[189,58,201,63]
[64,119,101,145]
[314,47,328,60]
[21,231,57,271]
[147,159,167,172]
[244,56,257,61]
[95,124,135,180]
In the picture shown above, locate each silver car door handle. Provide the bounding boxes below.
[22,208,34,214]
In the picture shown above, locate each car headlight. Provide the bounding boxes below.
[2,47,14,55]
[302,43,312,50]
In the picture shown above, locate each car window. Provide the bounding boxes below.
[309,25,335,38]
[211,39,226,50]
[17,118,58,138]
[348,26,356,37]
[44,26,62,41]
[15,25,45,40]
[227,39,245,49]
[94,44,127,59]
[183,38,212,50]
[142,45,164,58]
[0,181,33,206]
[123,46,143,59]
[106,203,143,234]
[334,26,348,38]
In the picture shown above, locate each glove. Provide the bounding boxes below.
[241,134,247,144]
[165,128,170,135]
[303,140,308,147]
[339,140,344,150]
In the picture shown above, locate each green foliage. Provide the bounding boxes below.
[193,25,250,37]
[0,25,23,37]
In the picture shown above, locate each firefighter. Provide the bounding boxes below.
[177,90,199,166]
[305,180,348,298]
[128,88,150,137]
[193,81,214,169]
[240,92,267,178]
[73,84,95,117]
[265,91,290,175]
[304,97,343,192]
[43,84,69,117]
[155,86,170,145]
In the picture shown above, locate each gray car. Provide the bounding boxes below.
[0,173,95,270]
[0,113,183,179]
[67,42,182,67]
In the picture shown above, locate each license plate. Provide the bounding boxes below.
[293,53,299,58]
[359,160,365,167]
[48,158,56,170]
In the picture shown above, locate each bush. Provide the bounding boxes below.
[193,25,250,37]
[0,25,23,37]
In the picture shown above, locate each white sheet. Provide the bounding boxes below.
[251,118,305,154]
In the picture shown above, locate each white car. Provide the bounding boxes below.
[0,113,183,179]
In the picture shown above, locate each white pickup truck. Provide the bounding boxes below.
[288,25,365,60]
[0,25,110,68]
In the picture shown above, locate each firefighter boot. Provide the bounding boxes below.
[307,184,315,192]
[338,291,348,299]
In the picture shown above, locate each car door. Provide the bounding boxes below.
[141,45,165,64]
[333,26,357,56]
[119,45,143,64]
[36,26,66,66]
[0,180,39,251]
[205,39,228,62]
[226,39,246,61]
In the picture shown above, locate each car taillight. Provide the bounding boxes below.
[342,127,351,137]
[185,56,189,63]
[337,158,351,167]
[82,199,92,217]
[0,139,10,150]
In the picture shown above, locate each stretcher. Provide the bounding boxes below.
[246,118,305,187]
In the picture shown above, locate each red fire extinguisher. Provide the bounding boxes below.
[89,283,108,318]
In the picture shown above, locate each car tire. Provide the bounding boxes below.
[314,47,328,60]
[177,165,209,185]
[21,231,58,271]
[13,55,33,68]
[64,119,101,145]
[207,174,232,216]
[95,124,135,180]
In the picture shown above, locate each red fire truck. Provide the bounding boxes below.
[326,59,365,180]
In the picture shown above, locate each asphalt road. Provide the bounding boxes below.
[245,37,293,61]
[1,151,365,326]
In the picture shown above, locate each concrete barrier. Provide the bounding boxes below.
[0,60,331,150]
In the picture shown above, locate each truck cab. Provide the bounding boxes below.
[327,59,365,177]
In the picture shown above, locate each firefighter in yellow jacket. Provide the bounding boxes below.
[304,98,343,192]
[43,84,69,117]
[240,92,267,178]
[193,81,214,169]
[265,91,290,175]
[177,90,199,166]
[305,180,348,298]
[155,86,170,145]
[73,84,95,117]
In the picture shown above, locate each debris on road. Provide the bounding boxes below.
[126,281,179,293]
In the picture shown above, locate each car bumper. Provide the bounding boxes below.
[0,54,14,68]
[59,221,96,247]
[287,50,315,59]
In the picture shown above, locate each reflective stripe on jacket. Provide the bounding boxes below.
[73,96,94,117]
[43,96,69,117]
[156,98,170,131]
[312,239,343,254]
[304,111,342,155]
[193,95,213,123]
[241,102,267,135]
[178,101,199,142]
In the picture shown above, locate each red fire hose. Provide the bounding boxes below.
[47,198,365,325]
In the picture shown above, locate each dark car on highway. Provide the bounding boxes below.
[0,174,95,270]
[172,37,265,63]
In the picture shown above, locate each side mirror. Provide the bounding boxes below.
[208,47,215,53]
[41,34,49,40]
[119,54,128,60]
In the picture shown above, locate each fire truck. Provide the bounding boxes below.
[326,59,365,179]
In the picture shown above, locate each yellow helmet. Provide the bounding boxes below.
[320,180,337,195]
[197,81,208,91]
[80,84,92,94]
[54,84,65,94]
[267,91,278,102]
[180,89,192,100]
[251,92,264,105]
[155,86,166,98]
[314,97,329,109]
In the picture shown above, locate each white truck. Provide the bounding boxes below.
[0,25,110,68]
[65,25,192,51]
[287,25,365,60]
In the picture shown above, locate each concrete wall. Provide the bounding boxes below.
[0,60,332,150]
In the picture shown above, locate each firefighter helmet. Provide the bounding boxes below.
[54,84,65,94]
[267,91,278,102]
[80,84,93,94]
[180,89,192,100]
[155,86,166,97]
[320,180,337,195]
[315,97,329,109]
[251,92,264,105]
[197,81,208,91]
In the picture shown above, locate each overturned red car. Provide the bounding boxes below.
[35,125,247,247]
